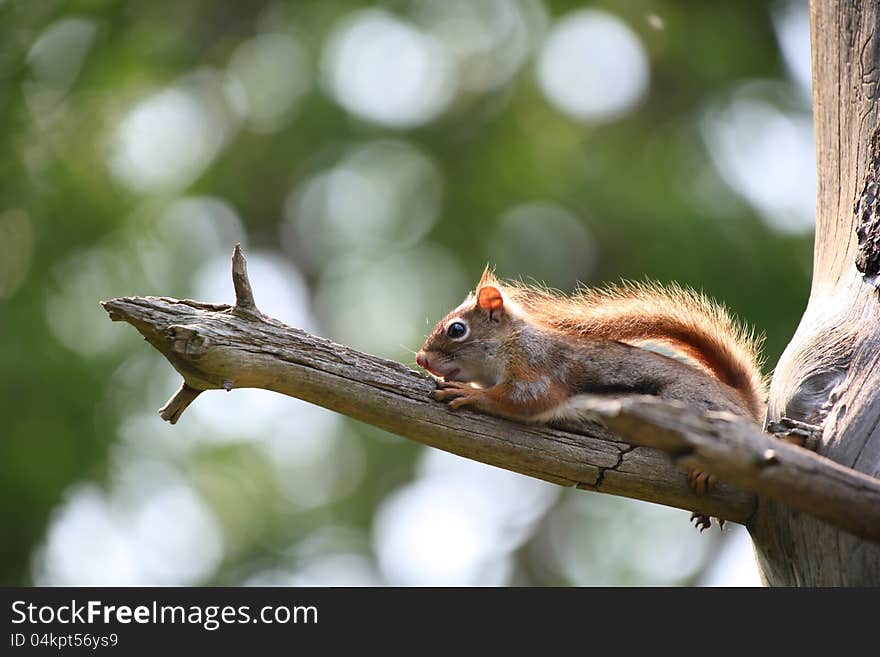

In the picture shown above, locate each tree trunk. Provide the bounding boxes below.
[752,0,880,585]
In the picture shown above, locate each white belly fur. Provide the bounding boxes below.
[529,394,606,424]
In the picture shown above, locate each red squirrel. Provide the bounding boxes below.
[416,267,767,528]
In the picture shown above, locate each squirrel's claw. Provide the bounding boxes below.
[434,381,476,406]
[690,512,712,532]
[433,381,481,410]
[434,381,469,400]
[688,512,725,533]
[688,469,725,533]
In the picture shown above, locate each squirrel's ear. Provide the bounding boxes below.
[477,285,504,320]
[478,264,495,288]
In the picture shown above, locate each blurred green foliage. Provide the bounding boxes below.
[0,0,812,586]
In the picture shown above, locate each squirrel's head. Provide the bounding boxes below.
[416,267,519,387]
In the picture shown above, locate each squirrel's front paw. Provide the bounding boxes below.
[433,381,478,409]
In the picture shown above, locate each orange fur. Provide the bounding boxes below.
[483,273,767,421]
[435,378,570,418]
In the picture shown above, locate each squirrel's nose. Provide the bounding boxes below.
[416,351,429,369]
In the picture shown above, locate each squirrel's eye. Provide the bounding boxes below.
[446,321,467,339]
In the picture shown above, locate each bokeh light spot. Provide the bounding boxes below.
[226,32,311,134]
[321,9,457,127]
[699,524,763,586]
[414,0,544,93]
[34,467,223,585]
[373,450,557,585]
[543,495,715,585]
[27,17,97,93]
[702,83,815,233]
[773,0,812,98]
[108,71,235,194]
[313,245,467,359]
[537,10,649,123]
[158,196,247,264]
[284,140,443,272]
[46,247,142,356]
[492,202,595,285]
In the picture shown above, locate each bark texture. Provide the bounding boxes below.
[100,247,880,546]
[755,0,880,585]
[101,292,755,524]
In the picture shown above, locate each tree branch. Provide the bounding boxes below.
[584,398,880,543]
[99,247,880,543]
[158,382,202,424]
[230,243,259,315]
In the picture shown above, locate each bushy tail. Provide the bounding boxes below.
[503,279,768,421]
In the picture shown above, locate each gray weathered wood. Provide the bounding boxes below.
[101,273,880,545]
[756,0,880,585]
[101,293,754,522]
[585,397,880,543]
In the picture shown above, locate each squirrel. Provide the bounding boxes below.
[415,267,767,529]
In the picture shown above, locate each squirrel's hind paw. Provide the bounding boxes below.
[687,468,725,533]
[687,469,716,496]
[690,512,725,533]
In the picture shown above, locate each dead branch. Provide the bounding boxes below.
[100,246,880,543]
